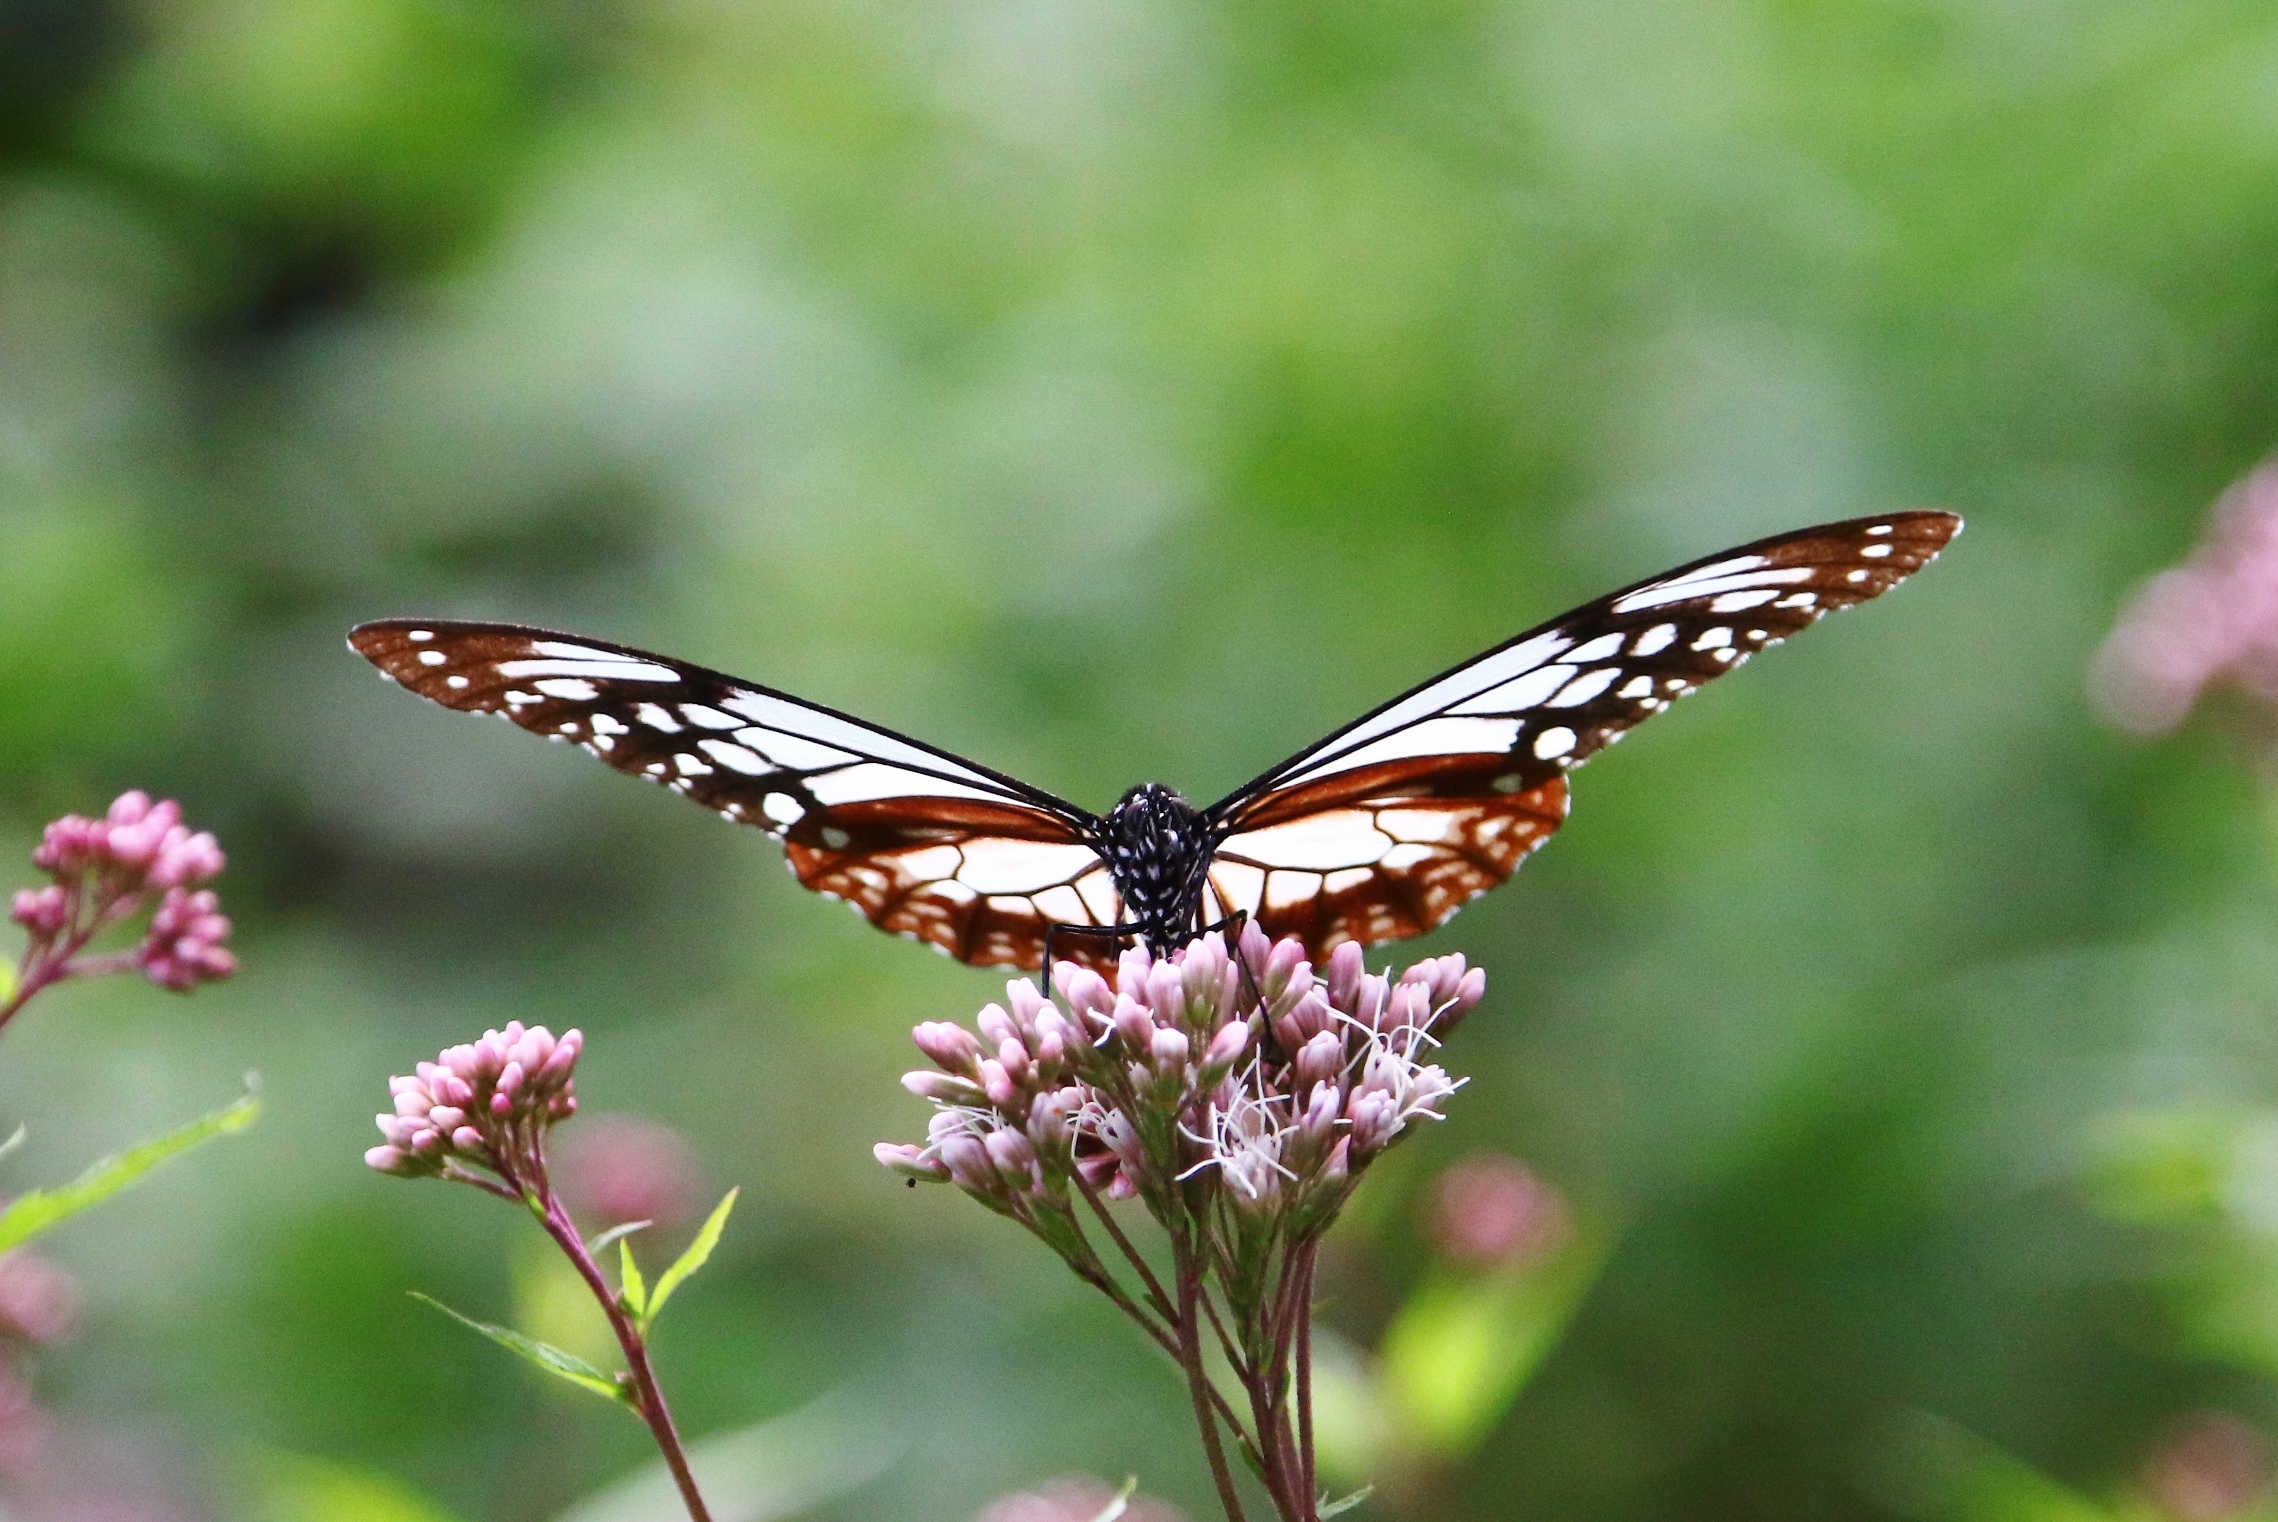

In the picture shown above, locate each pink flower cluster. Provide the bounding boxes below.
[2093,459,2278,733]
[878,925,1483,1228]
[366,1022,582,1191]
[7,792,233,1019]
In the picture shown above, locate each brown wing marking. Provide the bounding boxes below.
[783,798,1122,970]
[1206,759,1568,959]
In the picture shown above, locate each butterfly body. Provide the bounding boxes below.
[351,510,1960,971]
[1096,783,1214,952]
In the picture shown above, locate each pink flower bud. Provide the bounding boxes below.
[938,1134,995,1194]
[105,792,154,828]
[1386,982,1432,1034]
[976,1003,1017,1050]
[1111,996,1156,1054]
[997,1037,1032,1086]
[1198,1020,1249,1081]
[980,1059,1021,1111]
[902,1070,986,1105]
[10,887,67,938]
[874,1142,949,1182]
[1027,1094,1074,1157]
[1055,964,1114,1025]
[1149,1027,1189,1076]
[1295,1030,1343,1095]
[1348,1090,1399,1157]
[1144,960,1186,1031]
[1274,988,1334,1053]
[913,1021,984,1077]
[1326,941,1365,1011]
[1006,979,1049,1041]
[984,1127,1039,1187]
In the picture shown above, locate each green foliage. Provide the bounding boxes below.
[249,1448,471,1522]
[0,1085,256,1254]
[410,1291,630,1407]
[640,1187,737,1334]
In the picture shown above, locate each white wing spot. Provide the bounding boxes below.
[821,826,852,850]
[1711,647,1740,664]
[762,793,805,826]
[1568,632,1626,663]
[1633,624,1679,656]
[1492,772,1526,793]
[1867,524,1894,536]
[558,721,579,734]
[636,703,683,733]
[1533,726,1578,760]
[697,738,769,774]
[408,630,435,642]
[1847,569,1870,583]
[1663,678,1691,693]
[1452,665,1573,716]
[1618,675,1654,699]
[590,713,628,736]
[535,677,598,700]
[503,690,541,708]
[644,761,668,775]
[673,753,714,776]
[1692,627,1734,652]
[679,703,742,730]
[733,727,857,772]
[446,675,469,689]
[1548,667,1620,708]
[417,650,448,667]
[1746,628,1769,642]
[1861,543,1894,559]
[498,657,677,682]
[593,734,615,752]
[1709,588,1780,613]
[1775,592,1818,610]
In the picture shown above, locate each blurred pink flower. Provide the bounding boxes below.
[2093,460,2278,733]
[553,1114,704,1229]
[977,1475,1186,1522]
[2142,1411,2270,1522]
[0,1254,78,1348]
[1427,1153,1571,1271]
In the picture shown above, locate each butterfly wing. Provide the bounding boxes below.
[348,621,1119,969]
[1202,511,1963,954]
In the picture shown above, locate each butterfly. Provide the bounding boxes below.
[351,510,1959,972]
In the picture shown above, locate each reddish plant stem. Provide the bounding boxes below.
[1296,1243,1318,1518]
[536,1193,714,1522]
[1174,1222,1251,1522]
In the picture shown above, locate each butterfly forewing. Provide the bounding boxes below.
[348,621,1117,968]
[1201,511,1961,952]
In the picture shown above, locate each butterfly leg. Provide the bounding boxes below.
[1039,920,1145,999]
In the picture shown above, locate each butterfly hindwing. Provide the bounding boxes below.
[347,621,1118,967]
[1202,511,1961,952]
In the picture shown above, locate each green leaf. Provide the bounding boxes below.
[617,1236,647,1319]
[1319,1486,1374,1519]
[1084,1477,1137,1522]
[1379,1225,1611,1460]
[0,1083,258,1254]
[642,1186,736,1330]
[0,962,15,1010]
[585,1219,651,1258]
[248,1446,473,1522]
[409,1292,631,1406]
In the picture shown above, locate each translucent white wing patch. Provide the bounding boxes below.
[349,619,1112,969]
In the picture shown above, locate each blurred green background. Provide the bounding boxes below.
[8,1,2278,1518]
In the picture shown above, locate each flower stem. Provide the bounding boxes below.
[538,1194,713,1522]
[1176,1225,1250,1522]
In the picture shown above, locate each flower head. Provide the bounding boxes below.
[882,922,1485,1229]
[7,792,234,1022]
[365,1022,582,1193]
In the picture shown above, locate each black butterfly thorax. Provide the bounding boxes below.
[1094,783,1216,952]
